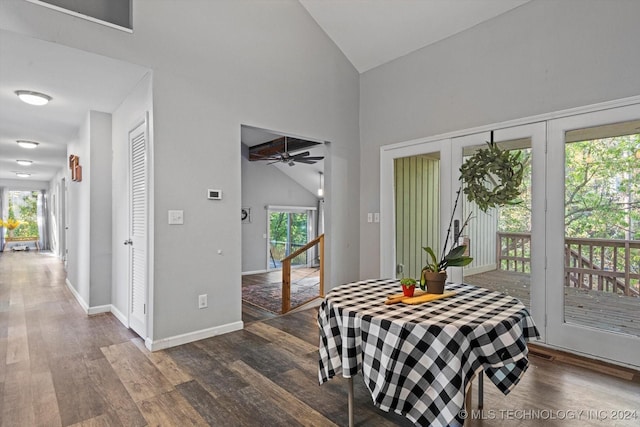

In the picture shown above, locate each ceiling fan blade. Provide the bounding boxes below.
[293,159,317,164]
[290,151,310,159]
[250,152,280,161]
[302,156,324,161]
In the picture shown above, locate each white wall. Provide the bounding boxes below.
[359,0,640,278]
[0,0,360,344]
[66,115,90,304]
[111,72,153,323]
[241,145,319,273]
[65,111,112,308]
[88,110,112,307]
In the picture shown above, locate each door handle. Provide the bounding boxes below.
[124,239,133,246]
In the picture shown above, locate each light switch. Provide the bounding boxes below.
[367,213,373,223]
[374,213,380,223]
[168,210,184,225]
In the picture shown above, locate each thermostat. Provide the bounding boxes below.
[208,189,222,200]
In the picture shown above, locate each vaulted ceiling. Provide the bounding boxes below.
[0,1,529,184]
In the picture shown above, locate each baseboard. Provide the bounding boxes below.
[87,304,111,315]
[110,304,128,326]
[65,279,243,352]
[528,343,640,382]
[65,278,89,313]
[242,269,268,275]
[65,278,127,320]
[146,320,244,351]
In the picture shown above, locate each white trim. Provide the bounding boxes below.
[87,305,111,315]
[110,304,128,326]
[242,269,268,275]
[65,278,89,313]
[145,321,244,352]
[25,0,133,33]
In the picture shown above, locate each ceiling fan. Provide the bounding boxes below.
[249,136,324,166]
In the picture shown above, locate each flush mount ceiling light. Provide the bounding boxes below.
[16,160,33,166]
[15,90,52,106]
[16,172,31,178]
[17,140,39,149]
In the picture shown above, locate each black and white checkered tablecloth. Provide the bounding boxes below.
[318,279,540,427]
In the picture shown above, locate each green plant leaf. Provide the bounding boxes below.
[444,245,467,260]
[446,256,473,267]
[423,246,438,266]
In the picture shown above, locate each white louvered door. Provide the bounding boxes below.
[128,117,148,338]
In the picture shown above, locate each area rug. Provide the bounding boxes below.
[242,271,320,314]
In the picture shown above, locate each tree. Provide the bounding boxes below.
[7,191,39,238]
[564,135,639,240]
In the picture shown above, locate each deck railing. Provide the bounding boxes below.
[497,232,640,297]
[281,234,324,313]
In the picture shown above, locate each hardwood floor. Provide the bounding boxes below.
[1,252,639,426]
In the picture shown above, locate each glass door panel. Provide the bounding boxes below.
[267,208,312,270]
[394,154,440,280]
[547,105,640,368]
[380,139,451,279]
[563,121,640,336]
[461,139,532,309]
[452,123,546,337]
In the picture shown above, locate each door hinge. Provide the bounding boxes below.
[143,304,146,314]
[544,314,548,327]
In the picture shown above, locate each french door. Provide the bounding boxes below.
[381,105,640,368]
[547,105,640,367]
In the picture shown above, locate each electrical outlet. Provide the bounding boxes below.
[198,294,207,309]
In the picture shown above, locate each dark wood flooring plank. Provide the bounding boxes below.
[50,353,108,426]
[2,360,34,427]
[165,342,250,395]
[85,356,147,427]
[242,301,277,324]
[244,321,317,356]
[176,380,243,427]
[6,316,29,366]
[130,337,192,386]
[263,307,321,347]
[136,389,208,426]
[67,412,122,427]
[227,359,338,427]
[101,340,173,403]
[30,370,62,427]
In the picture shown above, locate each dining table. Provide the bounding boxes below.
[317,278,540,427]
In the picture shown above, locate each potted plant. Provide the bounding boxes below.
[420,188,473,294]
[400,277,417,297]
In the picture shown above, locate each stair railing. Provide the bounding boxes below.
[281,234,324,313]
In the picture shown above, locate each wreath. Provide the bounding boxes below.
[459,141,525,212]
